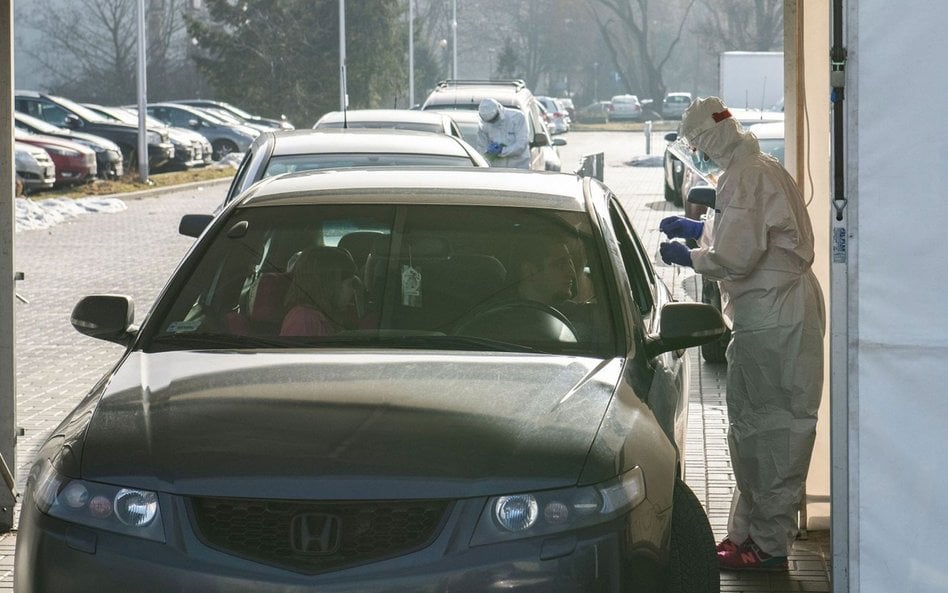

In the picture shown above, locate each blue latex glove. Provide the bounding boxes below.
[660,241,693,267]
[486,142,503,156]
[659,215,704,240]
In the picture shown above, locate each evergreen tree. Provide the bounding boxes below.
[186,0,405,126]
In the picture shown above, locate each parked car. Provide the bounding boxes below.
[420,79,554,171]
[14,141,55,193]
[170,99,295,130]
[221,128,489,206]
[663,109,784,207]
[14,130,97,186]
[536,96,571,134]
[609,94,643,121]
[16,167,725,592]
[661,92,693,120]
[434,109,566,172]
[748,121,786,164]
[576,100,612,123]
[84,104,213,170]
[144,102,259,160]
[197,105,274,134]
[556,96,576,121]
[14,112,124,180]
[313,109,464,138]
[15,90,174,171]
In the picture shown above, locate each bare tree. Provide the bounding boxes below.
[585,0,698,103]
[25,0,201,103]
[695,0,783,52]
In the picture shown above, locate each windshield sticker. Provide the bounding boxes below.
[166,320,202,334]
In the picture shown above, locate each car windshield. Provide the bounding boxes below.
[52,95,109,123]
[181,106,228,126]
[146,203,616,356]
[101,107,168,129]
[262,153,475,176]
[15,113,62,134]
[217,103,253,119]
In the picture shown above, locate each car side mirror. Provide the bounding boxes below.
[71,295,136,346]
[179,213,213,238]
[530,132,550,147]
[687,186,717,208]
[63,114,81,129]
[553,137,567,147]
[645,302,728,358]
[188,118,200,128]
[664,132,678,142]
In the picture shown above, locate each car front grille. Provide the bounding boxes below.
[190,496,451,574]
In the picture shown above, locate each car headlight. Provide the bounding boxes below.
[470,466,645,545]
[15,152,38,168]
[146,130,162,145]
[30,460,165,542]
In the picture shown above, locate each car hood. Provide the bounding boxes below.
[16,133,94,155]
[80,351,622,499]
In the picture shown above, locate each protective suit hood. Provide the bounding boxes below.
[681,96,759,169]
[478,98,503,123]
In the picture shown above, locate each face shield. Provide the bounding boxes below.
[668,136,721,184]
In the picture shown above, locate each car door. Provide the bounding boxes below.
[604,195,689,456]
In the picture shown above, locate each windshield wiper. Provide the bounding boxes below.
[366,333,540,353]
[147,332,294,350]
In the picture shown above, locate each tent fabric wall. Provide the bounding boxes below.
[850,0,948,591]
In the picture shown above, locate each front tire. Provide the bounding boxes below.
[664,479,719,593]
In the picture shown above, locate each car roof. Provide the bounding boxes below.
[748,121,785,139]
[729,108,785,125]
[432,109,481,123]
[315,109,451,126]
[236,167,588,212]
[259,128,475,158]
[423,84,530,110]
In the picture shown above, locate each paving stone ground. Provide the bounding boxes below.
[0,132,830,591]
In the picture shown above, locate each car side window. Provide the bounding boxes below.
[607,199,655,317]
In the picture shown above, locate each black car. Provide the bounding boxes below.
[16,168,725,592]
[14,112,124,179]
[15,90,175,171]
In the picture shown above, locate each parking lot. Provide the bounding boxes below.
[0,131,829,591]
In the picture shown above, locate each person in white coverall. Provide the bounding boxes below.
[658,97,825,571]
[476,98,530,169]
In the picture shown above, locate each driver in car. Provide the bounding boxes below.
[511,235,576,307]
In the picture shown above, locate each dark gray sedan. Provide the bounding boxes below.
[15,168,724,592]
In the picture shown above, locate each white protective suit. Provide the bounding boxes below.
[683,97,825,557]
[476,98,531,169]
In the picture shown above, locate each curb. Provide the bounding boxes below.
[97,176,233,202]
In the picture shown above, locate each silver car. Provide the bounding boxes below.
[219,128,489,206]
[144,102,259,160]
[15,141,56,193]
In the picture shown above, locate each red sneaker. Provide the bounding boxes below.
[717,540,789,571]
[715,538,743,553]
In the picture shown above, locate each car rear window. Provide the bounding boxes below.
[316,122,445,134]
[262,153,476,177]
